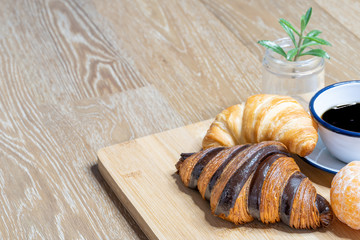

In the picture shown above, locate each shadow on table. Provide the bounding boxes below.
[91,163,148,240]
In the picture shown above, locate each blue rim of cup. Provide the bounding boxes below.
[309,80,360,137]
[300,156,338,174]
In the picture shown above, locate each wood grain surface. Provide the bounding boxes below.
[98,120,360,240]
[1,0,358,239]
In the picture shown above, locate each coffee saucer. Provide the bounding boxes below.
[301,136,346,174]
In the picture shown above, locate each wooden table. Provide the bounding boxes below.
[1,0,359,239]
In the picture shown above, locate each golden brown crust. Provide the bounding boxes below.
[178,151,202,187]
[175,142,332,229]
[202,104,244,149]
[202,94,318,157]
[210,141,287,215]
[218,173,254,224]
[242,94,318,157]
[260,156,300,224]
[197,146,239,199]
[289,177,320,229]
[209,145,251,211]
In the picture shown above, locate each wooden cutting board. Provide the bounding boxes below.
[97,119,359,240]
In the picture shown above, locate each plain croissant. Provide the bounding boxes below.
[202,94,318,157]
[176,141,333,229]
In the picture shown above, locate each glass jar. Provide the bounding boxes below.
[262,37,325,108]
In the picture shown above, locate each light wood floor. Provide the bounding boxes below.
[1,0,358,239]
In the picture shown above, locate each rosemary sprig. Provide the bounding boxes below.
[258,7,331,61]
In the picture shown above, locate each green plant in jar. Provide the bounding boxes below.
[258,7,331,61]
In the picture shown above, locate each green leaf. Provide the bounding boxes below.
[279,18,300,36]
[303,36,332,46]
[304,7,312,28]
[302,30,322,45]
[257,40,287,58]
[307,29,322,37]
[299,42,324,51]
[299,49,330,59]
[279,21,296,47]
[301,15,306,33]
[286,48,298,61]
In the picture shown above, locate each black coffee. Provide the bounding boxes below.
[321,103,360,132]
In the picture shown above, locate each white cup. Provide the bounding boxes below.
[309,81,360,163]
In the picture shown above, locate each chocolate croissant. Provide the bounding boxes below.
[176,141,332,229]
[202,94,318,157]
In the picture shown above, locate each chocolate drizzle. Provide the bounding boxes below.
[176,153,194,172]
[247,153,288,220]
[215,144,286,216]
[204,145,249,200]
[179,152,195,161]
[315,194,333,227]
[188,147,224,188]
[176,141,333,229]
[280,171,305,225]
